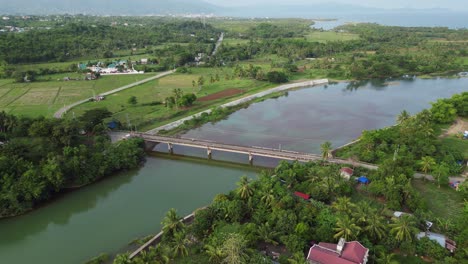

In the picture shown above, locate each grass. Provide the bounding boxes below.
[305,31,360,43]
[66,66,276,131]
[223,38,251,46]
[394,254,427,264]
[0,74,155,117]
[440,137,468,159]
[412,179,464,219]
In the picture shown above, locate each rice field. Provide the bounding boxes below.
[0,73,155,117]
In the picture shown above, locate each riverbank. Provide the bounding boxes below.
[146,79,328,135]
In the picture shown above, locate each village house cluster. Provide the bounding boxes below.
[78,59,146,75]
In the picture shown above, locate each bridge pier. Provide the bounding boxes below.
[248,152,253,165]
[168,143,173,154]
[144,141,158,152]
[207,148,212,159]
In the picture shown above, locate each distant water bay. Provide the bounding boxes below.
[313,12,467,29]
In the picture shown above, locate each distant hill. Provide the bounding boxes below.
[0,0,217,15]
[0,0,460,20]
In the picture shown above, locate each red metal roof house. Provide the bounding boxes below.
[307,238,369,264]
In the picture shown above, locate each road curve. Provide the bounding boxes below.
[53,70,175,118]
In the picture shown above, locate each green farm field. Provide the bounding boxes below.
[0,74,155,117]
[67,67,275,131]
[305,31,360,42]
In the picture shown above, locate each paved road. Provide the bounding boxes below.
[110,132,465,183]
[53,70,175,118]
[211,32,224,57]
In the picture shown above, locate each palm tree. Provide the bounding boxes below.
[320,141,333,161]
[419,156,436,175]
[161,208,184,237]
[389,215,418,242]
[152,244,171,264]
[365,213,387,242]
[256,222,279,246]
[334,215,361,241]
[288,252,308,264]
[352,201,375,225]
[332,197,355,215]
[432,162,450,188]
[435,217,454,234]
[205,244,225,264]
[113,254,131,264]
[172,231,189,258]
[397,110,410,124]
[236,175,253,200]
[260,189,275,207]
[221,233,248,264]
[376,251,398,264]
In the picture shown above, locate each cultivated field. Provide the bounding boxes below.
[67,67,274,131]
[305,31,360,42]
[0,74,154,117]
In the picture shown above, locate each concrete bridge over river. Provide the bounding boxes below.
[137,133,379,170]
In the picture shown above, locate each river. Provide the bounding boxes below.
[0,77,466,264]
[0,155,258,264]
[183,78,468,154]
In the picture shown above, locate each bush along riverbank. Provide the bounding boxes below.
[0,109,145,218]
[336,92,468,179]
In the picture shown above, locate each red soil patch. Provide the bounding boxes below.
[197,88,245,102]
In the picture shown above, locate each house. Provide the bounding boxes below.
[294,191,310,200]
[340,167,354,180]
[307,238,369,264]
[140,58,148,65]
[417,232,457,253]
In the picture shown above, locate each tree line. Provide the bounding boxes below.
[0,109,145,217]
[114,160,468,264]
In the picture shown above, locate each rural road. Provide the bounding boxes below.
[53,70,175,118]
[211,32,224,57]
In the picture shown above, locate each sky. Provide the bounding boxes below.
[204,0,464,10]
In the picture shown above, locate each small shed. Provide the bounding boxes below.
[340,167,354,180]
[357,176,370,184]
[294,191,310,200]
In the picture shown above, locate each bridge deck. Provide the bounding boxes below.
[139,134,378,170]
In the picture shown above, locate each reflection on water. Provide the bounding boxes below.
[183,78,467,154]
[0,156,257,264]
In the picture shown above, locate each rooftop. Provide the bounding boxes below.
[307,240,369,264]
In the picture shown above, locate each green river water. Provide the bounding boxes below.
[0,77,466,264]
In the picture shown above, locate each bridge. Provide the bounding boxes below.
[137,133,379,170]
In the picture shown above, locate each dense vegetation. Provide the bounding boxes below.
[0,20,218,64]
[0,109,145,217]
[337,92,468,178]
[115,160,468,264]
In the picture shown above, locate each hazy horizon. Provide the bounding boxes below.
[205,0,467,11]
